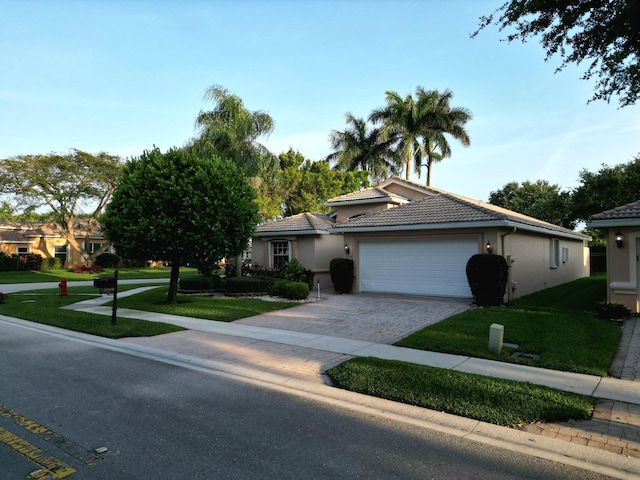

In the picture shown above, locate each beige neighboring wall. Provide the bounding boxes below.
[497,229,590,301]
[606,228,640,313]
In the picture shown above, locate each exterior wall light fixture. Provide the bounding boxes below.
[486,241,493,254]
[615,232,624,248]
[344,244,350,255]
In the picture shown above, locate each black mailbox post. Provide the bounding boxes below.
[94,270,118,326]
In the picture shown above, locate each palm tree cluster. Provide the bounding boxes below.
[329,87,472,186]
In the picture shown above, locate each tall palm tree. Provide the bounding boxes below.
[327,113,400,183]
[193,84,275,177]
[370,87,472,186]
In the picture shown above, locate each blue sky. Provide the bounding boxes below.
[1,0,638,203]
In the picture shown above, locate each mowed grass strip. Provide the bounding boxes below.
[0,286,184,338]
[0,267,199,284]
[395,275,619,376]
[111,286,298,322]
[327,357,593,426]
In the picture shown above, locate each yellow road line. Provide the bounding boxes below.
[0,404,104,465]
[0,426,76,478]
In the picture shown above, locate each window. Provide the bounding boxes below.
[270,240,291,269]
[16,246,29,255]
[54,245,68,264]
[85,242,106,254]
[562,247,569,263]
[550,238,560,268]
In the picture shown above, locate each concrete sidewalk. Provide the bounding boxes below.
[5,284,640,477]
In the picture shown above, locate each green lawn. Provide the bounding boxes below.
[327,357,593,427]
[0,286,185,338]
[115,286,297,322]
[395,275,618,376]
[0,267,199,284]
[328,275,618,427]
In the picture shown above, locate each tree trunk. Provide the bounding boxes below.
[167,256,181,304]
[426,157,433,187]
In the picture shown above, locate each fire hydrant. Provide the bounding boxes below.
[59,277,68,297]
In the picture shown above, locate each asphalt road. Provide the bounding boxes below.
[0,321,613,480]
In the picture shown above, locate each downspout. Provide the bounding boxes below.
[501,227,517,302]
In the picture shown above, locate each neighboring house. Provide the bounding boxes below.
[253,177,590,300]
[0,220,111,268]
[588,200,640,313]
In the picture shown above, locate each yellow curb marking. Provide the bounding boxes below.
[0,426,76,478]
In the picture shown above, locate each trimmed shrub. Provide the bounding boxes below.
[243,264,279,277]
[596,301,631,320]
[330,258,354,294]
[96,252,121,268]
[465,254,509,306]
[179,275,221,291]
[278,258,315,287]
[0,252,19,271]
[41,257,63,271]
[270,279,309,300]
[19,253,43,271]
[225,276,276,294]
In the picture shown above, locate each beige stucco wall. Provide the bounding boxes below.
[344,227,589,300]
[604,228,640,313]
[251,234,344,289]
[383,183,431,201]
[334,203,398,222]
[494,229,590,301]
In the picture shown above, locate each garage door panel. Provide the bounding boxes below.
[359,239,477,298]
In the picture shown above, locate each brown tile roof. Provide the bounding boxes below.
[589,200,640,221]
[333,191,585,238]
[255,213,334,235]
[0,219,104,241]
[326,187,409,205]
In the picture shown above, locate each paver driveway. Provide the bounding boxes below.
[122,291,471,384]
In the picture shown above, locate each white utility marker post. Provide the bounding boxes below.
[489,323,504,354]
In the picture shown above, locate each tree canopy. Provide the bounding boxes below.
[100,147,258,303]
[474,0,640,107]
[488,180,576,229]
[278,149,369,217]
[369,87,472,185]
[572,155,640,222]
[328,113,400,183]
[191,84,275,177]
[0,149,122,264]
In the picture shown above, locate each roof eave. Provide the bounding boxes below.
[254,229,330,237]
[325,197,407,207]
[333,219,589,241]
[588,219,640,228]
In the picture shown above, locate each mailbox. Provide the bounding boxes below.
[94,276,117,289]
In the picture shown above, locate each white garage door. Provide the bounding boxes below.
[359,238,478,297]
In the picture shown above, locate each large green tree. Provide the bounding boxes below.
[489,180,576,229]
[278,149,369,216]
[571,156,640,222]
[370,87,472,186]
[474,0,640,107]
[328,113,400,183]
[100,147,258,303]
[0,149,122,264]
[191,84,275,177]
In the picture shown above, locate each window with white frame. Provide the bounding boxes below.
[16,246,29,255]
[54,245,68,263]
[550,238,560,268]
[562,247,569,263]
[85,242,106,254]
[270,240,291,269]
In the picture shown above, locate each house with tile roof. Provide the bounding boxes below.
[253,177,590,300]
[0,220,112,268]
[588,200,640,313]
